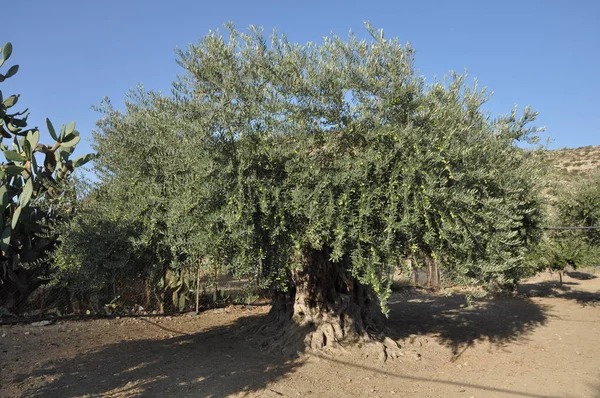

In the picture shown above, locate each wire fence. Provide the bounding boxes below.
[543,226,600,230]
[2,266,440,324]
[0,268,266,325]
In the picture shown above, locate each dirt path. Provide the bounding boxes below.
[1,270,599,397]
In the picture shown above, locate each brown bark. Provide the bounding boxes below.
[559,270,563,286]
[425,256,440,289]
[144,279,151,309]
[259,247,398,357]
[195,266,201,314]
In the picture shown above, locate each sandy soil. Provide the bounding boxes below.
[1,270,599,398]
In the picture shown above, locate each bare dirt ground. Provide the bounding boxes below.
[1,270,599,398]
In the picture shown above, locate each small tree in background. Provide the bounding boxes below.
[557,171,600,247]
[536,171,600,284]
[54,87,230,313]
[51,179,146,313]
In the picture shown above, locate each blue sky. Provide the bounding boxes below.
[3,0,599,161]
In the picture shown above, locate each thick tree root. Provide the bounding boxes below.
[251,247,405,361]
[253,313,404,362]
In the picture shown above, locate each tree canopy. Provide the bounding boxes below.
[58,24,545,349]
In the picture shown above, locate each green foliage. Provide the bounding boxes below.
[54,86,229,311]
[53,181,142,292]
[0,41,96,311]
[59,24,545,314]
[172,24,544,306]
[557,171,600,247]
[536,171,600,273]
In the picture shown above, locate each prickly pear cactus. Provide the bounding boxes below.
[0,41,96,312]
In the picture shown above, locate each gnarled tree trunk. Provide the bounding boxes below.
[261,247,394,354]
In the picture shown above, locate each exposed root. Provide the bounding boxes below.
[251,247,404,361]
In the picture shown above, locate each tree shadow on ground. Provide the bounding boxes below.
[519,280,600,306]
[519,280,578,297]
[566,271,597,280]
[12,313,311,398]
[10,290,552,397]
[386,290,548,356]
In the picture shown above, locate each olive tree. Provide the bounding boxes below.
[68,24,544,349]
[167,24,544,351]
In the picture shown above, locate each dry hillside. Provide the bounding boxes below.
[545,145,600,177]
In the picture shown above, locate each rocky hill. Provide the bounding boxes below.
[545,145,600,177]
